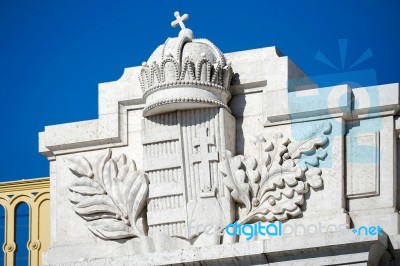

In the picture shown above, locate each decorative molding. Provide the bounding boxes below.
[29,240,41,251]
[142,80,230,100]
[0,178,49,194]
[346,131,380,198]
[265,83,400,127]
[0,177,50,266]
[143,97,230,116]
[3,243,16,253]
[139,57,232,93]
[195,38,227,66]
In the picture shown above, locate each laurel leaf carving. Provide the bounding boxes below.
[67,148,149,240]
[65,157,93,178]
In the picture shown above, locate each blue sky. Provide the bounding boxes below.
[0,0,399,181]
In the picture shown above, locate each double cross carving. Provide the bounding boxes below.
[192,127,218,195]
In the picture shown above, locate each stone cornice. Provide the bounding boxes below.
[41,48,398,157]
[0,177,49,194]
[44,230,391,265]
[265,83,400,127]
[39,47,286,158]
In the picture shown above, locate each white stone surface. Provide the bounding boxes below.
[43,230,390,265]
[347,132,380,198]
[40,11,400,266]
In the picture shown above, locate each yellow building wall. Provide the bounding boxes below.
[0,178,50,266]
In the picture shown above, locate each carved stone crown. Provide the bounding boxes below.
[140,28,233,116]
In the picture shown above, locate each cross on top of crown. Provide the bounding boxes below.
[171,11,189,29]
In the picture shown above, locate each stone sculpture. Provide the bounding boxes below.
[65,11,330,249]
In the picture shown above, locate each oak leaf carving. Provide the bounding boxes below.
[219,122,331,224]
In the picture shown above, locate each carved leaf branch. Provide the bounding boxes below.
[219,151,251,212]
[284,121,331,187]
[285,121,332,168]
[219,122,331,224]
[66,149,149,240]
